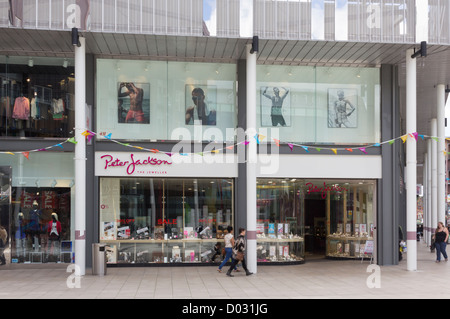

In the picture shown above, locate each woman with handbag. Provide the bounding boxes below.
[432,222,449,263]
[226,228,253,277]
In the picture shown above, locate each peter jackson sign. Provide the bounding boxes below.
[101,153,172,175]
[95,152,238,177]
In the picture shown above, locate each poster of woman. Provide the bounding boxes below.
[260,86,291,127]
[328,88,357,128]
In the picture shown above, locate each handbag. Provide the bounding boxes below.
[236,251,244,261]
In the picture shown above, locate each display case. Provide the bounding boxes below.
[102,239,225,264]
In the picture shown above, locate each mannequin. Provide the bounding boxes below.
[15,212,26,260]
[28,200,42,252]
[47,213,61,257]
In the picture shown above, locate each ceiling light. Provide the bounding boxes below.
[63,59,68,68]
[28,59,34,67]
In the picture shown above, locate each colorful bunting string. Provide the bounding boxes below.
[1,130,448,160]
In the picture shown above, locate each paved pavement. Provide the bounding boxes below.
[0,239,448,300]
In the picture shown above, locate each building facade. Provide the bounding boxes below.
[0,0,448,270]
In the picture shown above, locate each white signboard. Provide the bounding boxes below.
[95,152,238,177]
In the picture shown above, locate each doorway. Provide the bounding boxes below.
[304,199,326,259]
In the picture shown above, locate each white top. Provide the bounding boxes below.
[224,233,233,248]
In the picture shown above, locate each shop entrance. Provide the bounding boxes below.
[304,199,326,259]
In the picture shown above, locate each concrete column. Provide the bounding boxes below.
[423,154,428,245]
[246,43,257,274]
[431,119,438,236]
[406,48,417,271]
[437,85,446,225]
[427,139,432,244]
[75,36,86,276]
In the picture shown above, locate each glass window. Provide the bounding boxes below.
[257,179,305,263]
[0,55,75,138]
[257,65,380,144]
[96,59,237,142]
[99,177,234,264]
[0,152,75,264]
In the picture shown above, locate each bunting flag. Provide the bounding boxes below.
[273,138,280,147]
[401,135,408,143]
[2,129,449,160]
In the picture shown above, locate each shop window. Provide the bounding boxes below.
[0,56,75,138]
[99,178,234,264]
[257,179,305,263]
[96,59,237,142]
[9,187,72,263]
[256,65,380,144]
[0,152,75,265]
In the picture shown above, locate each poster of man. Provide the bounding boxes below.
[328,88,357,128]
[261,86,290,127]
[118,82,150,124]
[185,85,216,126]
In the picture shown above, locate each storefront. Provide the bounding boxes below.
[257,178,375,261]
[96,151,238,265]
[0,152,75,265]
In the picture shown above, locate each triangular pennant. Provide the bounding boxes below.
[133,146,143,150]
[345,148,353,152]
[315,148,321,152]
[258,134,266,142]
[411,132,418,141]
[243,141,250,145]
[400,135,408,143]
[388,140,395,145]
[22,152,29,160]
[150,149,159,153]
[418,134,425,140]
[226,146,234,150]
[55,143,63,149]
[432,137,439,142]
[373,143,380,147]
[273,139,280,147]
[104,133,112,140]
[301,146,309,153]
[5,152,15,155]
[331,149,337,155]
[165,153,172,157]
[68,137,77,144]
[254,134,260,144]
[211,150,220,153]
[288,143,293,152]
[359,147,367,154]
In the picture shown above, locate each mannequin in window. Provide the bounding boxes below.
[28,200,42,252]
[47,213,61,257]
[15,212,26,261]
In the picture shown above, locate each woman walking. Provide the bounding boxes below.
[217,226,238,272]
[226,228,253,277]
[433,222,449,263]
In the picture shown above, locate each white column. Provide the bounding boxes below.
[423,154,428,245]
[406,48,417,271]
[427,139,432,244]
[431,119,438,236]
[246,43,257,274]
[75,36,86,276]
[437,85,446,225]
